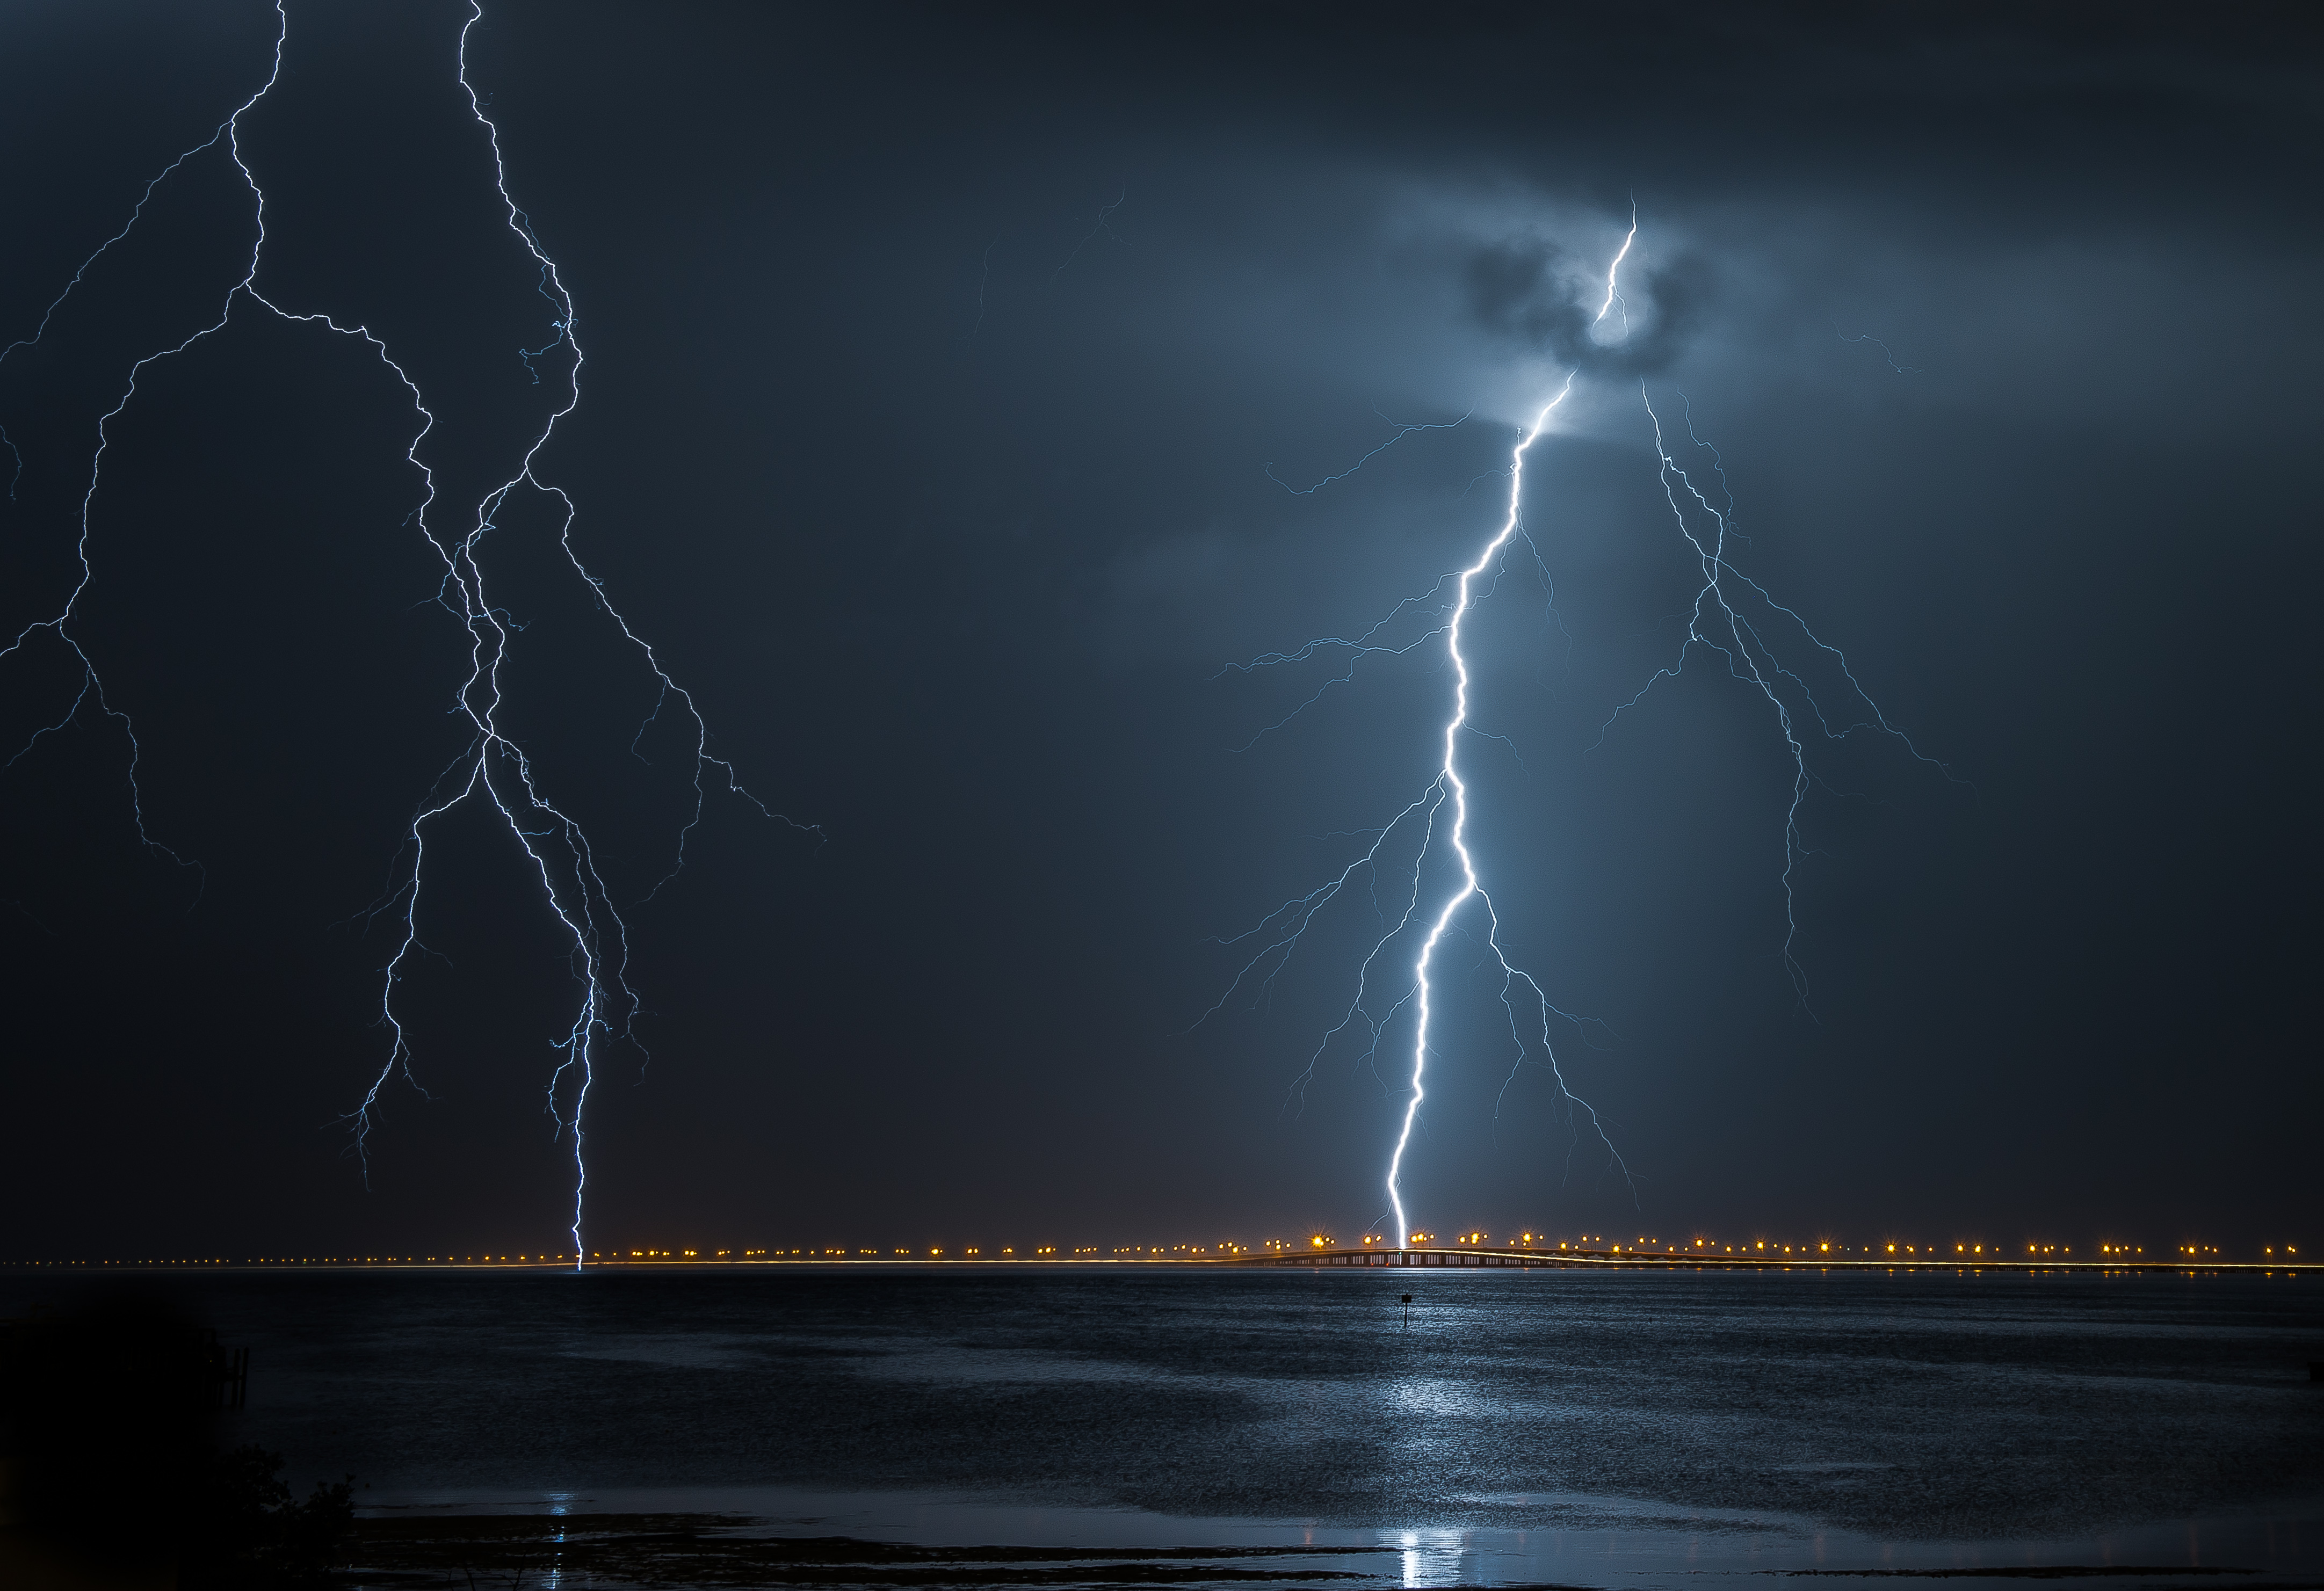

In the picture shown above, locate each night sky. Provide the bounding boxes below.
[2,2,2315,1259]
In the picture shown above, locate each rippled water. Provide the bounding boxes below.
[30,1265,2323,1585]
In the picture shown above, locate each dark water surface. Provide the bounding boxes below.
[13,1266,2321,1586]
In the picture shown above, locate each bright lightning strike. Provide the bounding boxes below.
[1597,202,1637,330]
[0,3,810,1266]
[1387,372,1591,1247]
[1207,213,1946,1246]
[1198,364,1624,1241]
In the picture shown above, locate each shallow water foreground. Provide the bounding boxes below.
[342,1486,2322,1590]
[18,1265,2322,1588]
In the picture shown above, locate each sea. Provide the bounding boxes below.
[10,1265,2322,1589]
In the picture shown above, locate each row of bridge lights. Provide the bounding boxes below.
[486,1238,2299,1263]
[19,1240,2300,1267]
[1282,1235,2301,1261]
[292,1238,2294,1263]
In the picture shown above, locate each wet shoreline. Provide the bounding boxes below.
[342,1488,2324,1591]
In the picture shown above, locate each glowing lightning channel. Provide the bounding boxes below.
[1,3,810,1268]
[1210,211,1946,1247]
[1386,375,1575,1248]
[1200,360,1624,1240]
[1597,202,1638,331]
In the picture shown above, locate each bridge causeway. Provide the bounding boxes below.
[1214,1245,2321,1275]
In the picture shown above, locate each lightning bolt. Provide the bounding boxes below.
[1210,209,1946,1246]
[1602,389,1956,1005]
[0,3,811,1266]
[1385,372,1602,1247]
[1598,202,1638,331]
[1203,367,1623,1243]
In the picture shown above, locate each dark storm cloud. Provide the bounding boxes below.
[1465,241,1712,379]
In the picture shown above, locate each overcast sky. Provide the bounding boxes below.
[2,1,2315,1258]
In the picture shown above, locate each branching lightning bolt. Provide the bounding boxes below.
[1382,372,1617,1245]
[1203,369,1624,1242]
[1600,390,1956,1005]
[0,3,812,1267]
[1207,209,1946,1245]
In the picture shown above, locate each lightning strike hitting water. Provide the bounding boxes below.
[1207,213,1943,1244]
[0,4,808,1264]
[1200,367,1624,1244]
[1385,374,1584,1246]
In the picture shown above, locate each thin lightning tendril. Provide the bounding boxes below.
[1,3,813,1269]
[1601,387,1955,1005]
[1049,188,1127,288]
[1265,410,1471,497]
[1837,327,1918,374]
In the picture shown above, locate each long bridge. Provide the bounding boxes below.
[12,1246,2309,1275]
[1216,1245,2321,1276]
[1227,1246,1566,1269]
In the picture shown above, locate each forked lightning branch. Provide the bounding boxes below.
[0,3,807,1263]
